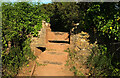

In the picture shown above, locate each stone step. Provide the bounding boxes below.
[47,32,69,41]
[40,60,63,65]
[48,39,69,42]
[46,43,69,51]
[36,51,68,65]
[30,43,46,47]
[47,52,66,55]
[33,64,74,76]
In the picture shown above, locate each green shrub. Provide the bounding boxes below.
[2,2,49,77]
[87,45,120,76]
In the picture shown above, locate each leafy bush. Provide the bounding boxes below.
[87,44,120,76]
[84,3,120,76]
[2,2,49,77]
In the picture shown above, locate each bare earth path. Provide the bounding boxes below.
[33,32,73,76]
[33,44,73,76]
[17,21,91,76]
[17,31,74,76]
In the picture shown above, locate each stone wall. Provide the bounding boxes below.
[30,20,51,55]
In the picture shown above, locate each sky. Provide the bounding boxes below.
[2,0,52,4]
[2,0,119,3]
[40,0,52,4]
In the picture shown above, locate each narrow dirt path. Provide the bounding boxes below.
[17,20,93,76]
[17,30,93,76]
[17,28,74,76]
[33,32,74,76]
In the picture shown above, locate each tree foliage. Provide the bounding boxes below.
[41,2,82,31]
[83,2,120,76]
[2,2,49,77]
[41,2,120,76]
[2,2,120,76]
